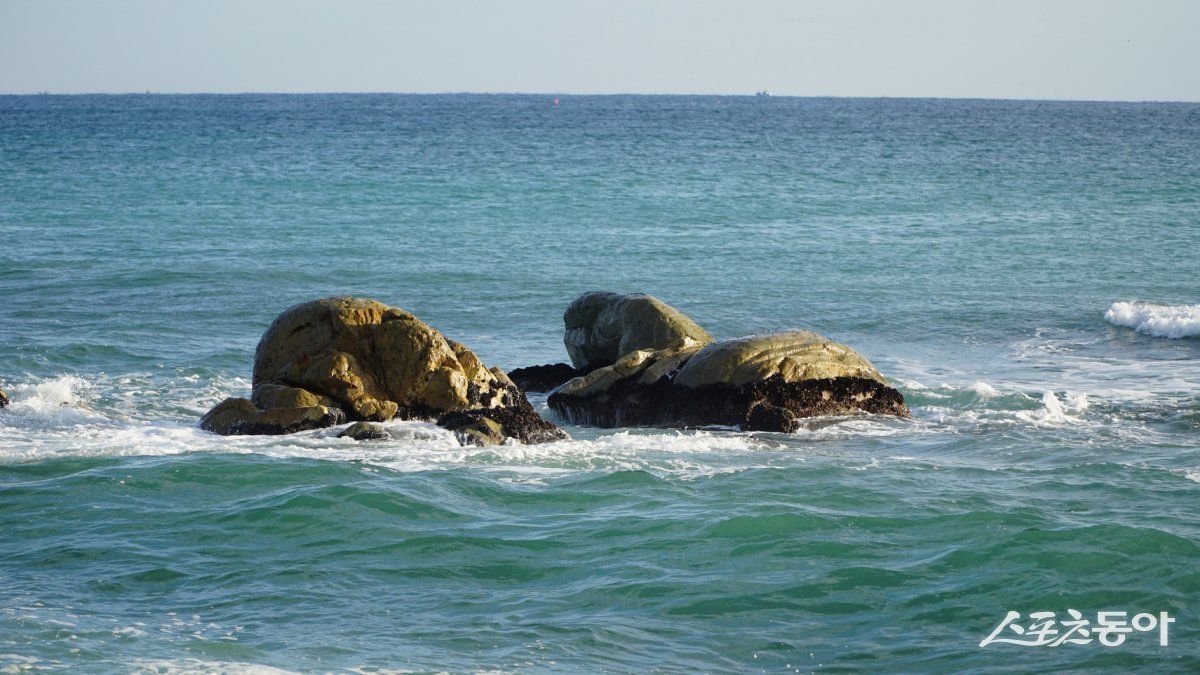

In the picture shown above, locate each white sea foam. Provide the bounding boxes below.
[439,429,774,479]
[1064,392,1089,412]
[0,653,49,672]
[2,369,1155,478]
[2,375,108,424]
[792,415,920,439]
[1015,390,1089,426]
[967,381,999,399]
[129,660,295,675]
[0,369,932,475]
[1105,301,1200,338]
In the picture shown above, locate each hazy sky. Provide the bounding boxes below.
[2,0,1198,100]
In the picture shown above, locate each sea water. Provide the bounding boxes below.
[1,94,1198,672]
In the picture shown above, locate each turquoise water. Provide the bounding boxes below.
[2,94,1199,672]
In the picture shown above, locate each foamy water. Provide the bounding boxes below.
[1105,301,1200,339]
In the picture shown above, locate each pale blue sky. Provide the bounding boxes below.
[2,0,1197,100]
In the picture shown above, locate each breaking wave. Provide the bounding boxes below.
[1105,301,1200,339]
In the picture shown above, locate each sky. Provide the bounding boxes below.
[2,0,1198,101]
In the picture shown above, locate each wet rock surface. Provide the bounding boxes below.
[550,373,908,432]
[437,397,569,447]
[337,421,390,441]
[203,293,906,439]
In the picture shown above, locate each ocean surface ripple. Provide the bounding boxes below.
[2,94,1198,672]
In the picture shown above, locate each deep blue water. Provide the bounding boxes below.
[1,94,1199,672]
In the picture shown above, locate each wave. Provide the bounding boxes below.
[1105,301,1200,338]
[0,373,1182,475]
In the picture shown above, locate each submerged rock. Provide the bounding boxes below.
[200,397,347,435]
[563,291,713,370]
[200,296,566,445]
[338,421,390,441]
[437,400,568,447]
[549,330,909,431]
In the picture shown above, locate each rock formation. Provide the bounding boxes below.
[508,291,714,394]
[672,331,891,388]
[437,406,567,447]
[203,292,908,440]
[200,297,567,445]
[338,421,390,441]
[507,363,586,394]
[548,328,909,432]
[564,291,713,370]
[0,387,9,408]
[199,398,346,436]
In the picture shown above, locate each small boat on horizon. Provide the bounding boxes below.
[756,90,771,97]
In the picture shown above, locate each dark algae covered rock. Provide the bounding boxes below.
[200,297,566,445]
[437,405,568,447]
[507,362,586,393]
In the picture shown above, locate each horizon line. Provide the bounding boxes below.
[1,90,1197,105]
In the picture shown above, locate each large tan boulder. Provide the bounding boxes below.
[201,297,567,445]
[251,297,517,421]
[563,292,713,370]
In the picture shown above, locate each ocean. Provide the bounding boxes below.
[1,93,1198,672]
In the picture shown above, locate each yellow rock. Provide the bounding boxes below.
[199,397,345,435]
[563,291,713,369]
[250,383,336,410]
[251,296,514,421]
[556,339,704,397]
[673,331,888,389]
